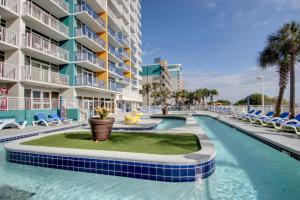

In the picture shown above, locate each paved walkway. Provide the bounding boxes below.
[197,111,300,158]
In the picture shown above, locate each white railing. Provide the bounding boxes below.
[23,33,69,62]
[0,62,18,80]
[76,75,106,89]
[51,0,69,13]
[21,65,69,86]
[74,3,105,27]
[75,51,105,69]
[22,1,69,37]
[0,0,18,13]
[0,26,18,46]
[0,97,60,111]
[75,27,105,48]
[108,7,122,28]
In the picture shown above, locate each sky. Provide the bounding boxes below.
[141,0,300,103]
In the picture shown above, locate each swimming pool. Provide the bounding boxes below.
[0,116,299,199]
[154,118,186,130]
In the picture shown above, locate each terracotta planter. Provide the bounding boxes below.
[162,107,168,115]
[88,118,115,141]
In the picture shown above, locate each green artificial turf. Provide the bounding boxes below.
[22,132,200,155]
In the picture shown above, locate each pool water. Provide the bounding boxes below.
[0,116,299,199]
[154,118,186,130]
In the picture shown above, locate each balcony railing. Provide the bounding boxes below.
[123,37,130,46]
[76,75,106,89]
[108,7,122,28]
[122,50,130,59]
[108,27,122,43]
[119,63,130,71]
[75,51,105,69]
[109,63,123,77]
[131,79,137,86]
[124,76,130,83]
[1,0,18,13]
[109,80,123,92]
[21,65,69,86]
[108,45,122,60]
[0,26,18,46]
[131,67,137,76]
[0,62,18,80]
[23,33,69,62]
[75,3,105,27]
[0,97,60,111]
[22,1,69,37]
[75,26,105,48]
[51,0,69,13]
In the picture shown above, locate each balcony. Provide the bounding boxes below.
[122,37,130,47]
[0,26,18,51]
[108,7,122,32]
[0,0,19,19]
[22,33,69,64]
[32,0,69,18]
[109,80,122,92]
[85,0,106,13]
[108,45,122,63]
[75,51,106,72]
[119,62,130,72]
[108,27,122,47]
[75,75,109,92]
[131,79,138,88]
[75,26,106,52]
[109,0,122,17]
[21,65,69,88]
[0,62,18,82]
[74,3,106,33]
[109,63,123,79]
[121,50,130,60]
[22,1,69,41]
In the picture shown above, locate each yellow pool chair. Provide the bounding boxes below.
[132,111,144,118]
[124,114,141,125]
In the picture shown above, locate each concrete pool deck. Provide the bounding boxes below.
[196,111,300,160]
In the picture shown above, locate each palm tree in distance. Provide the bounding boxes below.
[259,42,289,117]
[209,89,218,105]
[142,83,151,107]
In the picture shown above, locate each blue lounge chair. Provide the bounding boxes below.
[239,109,255,120]
[33,112,59,126]
[253,111,274,124]
[279,114,300,135]
[245,110,262,121]
[261,112,290,128]
[49,113,64,124]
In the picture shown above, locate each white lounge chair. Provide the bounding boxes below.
[0,119,27,130]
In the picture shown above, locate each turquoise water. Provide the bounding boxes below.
[154,118,186,130]
[0,116,299,199]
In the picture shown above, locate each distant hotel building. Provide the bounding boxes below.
[0,0,142,124]
[141,58,184,106]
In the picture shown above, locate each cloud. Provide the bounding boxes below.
[252,19,272,27]
[200,0,222,9]
[184,66,300,103]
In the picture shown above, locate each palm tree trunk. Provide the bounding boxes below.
[275,86,285,117]
[147,92,149,107]
[290,57,296,119]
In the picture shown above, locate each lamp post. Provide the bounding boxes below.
[257,76,265,113]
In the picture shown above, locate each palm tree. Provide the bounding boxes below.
[194,89,203,105]
[142,83,151,107]
[201,88,210,104]
[172,91,182,106]
[151,82,160,93]
[151,91,160,106]
[259,41,289,116]
[209,89,218,104]
[276,21,300,118]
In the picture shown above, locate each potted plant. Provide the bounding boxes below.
[159,89,170,115]
[89,107,115,142]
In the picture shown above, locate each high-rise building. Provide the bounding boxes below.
[167,64,184,91]
[141,59,184,106]
[0,0,142,124]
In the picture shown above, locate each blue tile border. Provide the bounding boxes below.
[0,125,80,143]
[5,150,215,182]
